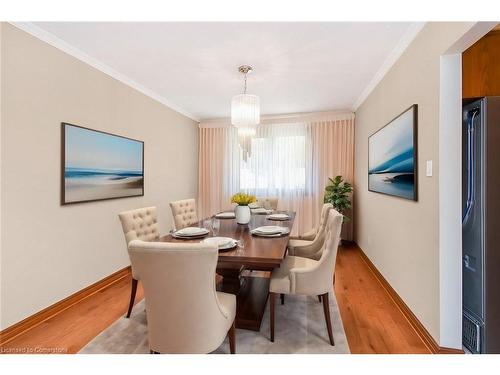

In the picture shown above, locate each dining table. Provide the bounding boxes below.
[159,211,295,331]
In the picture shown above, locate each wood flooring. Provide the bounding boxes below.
[0,243,430,354]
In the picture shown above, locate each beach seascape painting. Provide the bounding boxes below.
[62,123,144,204]
[368,105,418,201]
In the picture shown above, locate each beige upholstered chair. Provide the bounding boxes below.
[269,209,343,345]
[118,206,160,318]
[128,240,236,354]
[287,203,333,260]
[169,198,199,230]
[255,197,279,210]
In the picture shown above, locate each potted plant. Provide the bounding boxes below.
[231,192,257,225]
[324,176,353,223]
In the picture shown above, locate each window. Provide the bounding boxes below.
[240,134,307,192]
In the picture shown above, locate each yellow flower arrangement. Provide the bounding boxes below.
[231,192,256,206]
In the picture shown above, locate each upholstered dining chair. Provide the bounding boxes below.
[169,198,199,230]
[255,197,279,210]
[287,203,333,261]
[128,240,236,354]
[269,209,343,346]
[118,206,160,318]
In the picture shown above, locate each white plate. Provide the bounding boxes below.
[176,227,208,236]
[252,208,272,214]
[252,226,286,235]
[202,237,236,250]
[268,213,290,220]
[248,203,260,209]
[251,228,290,237]
[215,212,236,218]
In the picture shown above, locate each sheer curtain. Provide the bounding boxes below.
[198,112,354,239]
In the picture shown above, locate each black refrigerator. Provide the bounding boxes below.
[462,96,500,354]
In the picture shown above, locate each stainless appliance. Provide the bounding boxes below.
[462,97,500,354]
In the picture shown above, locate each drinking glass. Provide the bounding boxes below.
[212,218,220,236]
[203,219,212,233]
[236,239,245,255]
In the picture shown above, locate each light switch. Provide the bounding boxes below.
[426,160,433,177]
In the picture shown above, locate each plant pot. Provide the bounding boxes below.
[235,205,251,225]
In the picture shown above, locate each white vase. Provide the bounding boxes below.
[235,205,251,225]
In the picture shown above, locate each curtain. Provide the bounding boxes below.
[198,113,355,240]
[308,119,355,240]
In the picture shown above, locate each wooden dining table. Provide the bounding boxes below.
[159,211,295,331]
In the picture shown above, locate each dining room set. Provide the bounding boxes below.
[118,194,343,354]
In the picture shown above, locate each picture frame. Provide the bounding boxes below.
[61,123,144,205]
[368,104,418,201]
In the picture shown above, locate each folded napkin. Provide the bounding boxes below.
[253,225,284,234]
[268,213,290,220]
[251,226,290,237]
[202,237,234,248]
[176,227,208,236]
[252,208,272,214]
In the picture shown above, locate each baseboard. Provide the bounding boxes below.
[354,244,463,354]
[0,266,131,346]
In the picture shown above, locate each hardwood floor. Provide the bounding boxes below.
[335,243,430,353]
[1,243,430,354]
[0,277,144,354]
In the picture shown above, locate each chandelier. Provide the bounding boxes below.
[231,65,260,160]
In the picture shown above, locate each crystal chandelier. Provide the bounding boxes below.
[231,65,260,160]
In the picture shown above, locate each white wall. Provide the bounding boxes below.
[0,24,199,329]
[354,22,476,347]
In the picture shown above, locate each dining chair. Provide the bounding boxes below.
[287,203,333,260]
[268,209,343,346]
[127,239,236,354]
[253,197,279,210]
[169,198,199,230]
[118,206,160,318]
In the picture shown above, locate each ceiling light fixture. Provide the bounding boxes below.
[231,65,260,160]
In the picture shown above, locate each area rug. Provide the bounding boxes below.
[79,291,350,354]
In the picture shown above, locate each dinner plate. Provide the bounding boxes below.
[202,236,233,247]
[267,213,291,221]
[252,208,272,215]
[251,228,290,237]
[202,237,237,251]
[253,225,284,234]
[176,227,208,236]
[172,231,209,239]
[215,212,236,219]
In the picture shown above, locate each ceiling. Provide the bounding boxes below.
[30,22,418,121]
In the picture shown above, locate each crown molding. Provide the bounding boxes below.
[10,22,200,122]
[199,109,354,128]
[352,22,426,111]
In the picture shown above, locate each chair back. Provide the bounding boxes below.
[297,203,333,258]
[256,197,279,210]
[316,209,343,286]
[127,240,231,353]
[118,206,159,244]
[169,198,199,229]
[118,207,159,279]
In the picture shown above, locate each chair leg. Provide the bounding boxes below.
[269,292,276,342]
[318,295,322,303]
[280,293,285,305]
[228,321,236,354]
[321,293,335,346]
[126,278,138,318]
